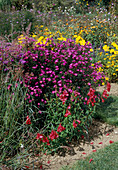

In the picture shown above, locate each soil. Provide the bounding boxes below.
[1,83,118,170]
[96,83,118,96]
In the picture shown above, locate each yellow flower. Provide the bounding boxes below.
[73,35,77,38]
[105,53,109,55]
[114,51,118,55]
[110,49,115,53]
[102,82,105,85]
[103,45,109,52]
[79,39,86,46]
[111,42,117,48]
[32,34,37,38]
[105,77,109,81]
[76,36,81,43]
[90,49,93,52]
[116,69,118,71]
[113,73,116,75]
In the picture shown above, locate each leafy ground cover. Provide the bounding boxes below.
[0,0,118,169]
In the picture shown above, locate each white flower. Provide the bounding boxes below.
[20,144,24,149]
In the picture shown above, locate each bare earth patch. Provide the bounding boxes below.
[96,83,118,96]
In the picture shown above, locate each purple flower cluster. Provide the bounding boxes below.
[22,38,105,109]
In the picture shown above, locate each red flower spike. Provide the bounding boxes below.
[90,142,94,145]
[107,82,111,92]
[26,115,31,125]
[89,158,93,163]
[87,87,97,106]
[109,140,114,144]
[57,124,66,132]
[102,90,109,99]
[49,130,59,141]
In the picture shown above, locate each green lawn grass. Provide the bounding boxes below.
[61,141,118,170]
[94,95,118,127]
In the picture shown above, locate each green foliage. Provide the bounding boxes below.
[0,9,37,40]
[0,0,11,11]
[0,0,33,11]
[44,91,95,148]
[10,0,33,10]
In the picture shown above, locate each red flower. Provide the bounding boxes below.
[107,82,111,92]
[49,130,59,141]
[87,87,97,106]
[92,149,96,152]
[36,133,50,145]
[67,104,71,109]
[36,133,44,140]
[81,135,84,139]
[43,137,50,145]
[90,142,94,145]
[26,115,31,125]
[106,133,109,136]
[57,124,66,132]
[82,152,86,154]
[40,165,43,169]
[99,142,103,144]
[25,166,29,169]
[101,98,105,103]
[87,87,95,96]
[109,140,114,144]
[102,90,109,99]
[73,120,77,128]
[59,90,69,104]
[76,120,81,124]
[64,109,71,117]
[47,160,50,164]
[89,158,93,163]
